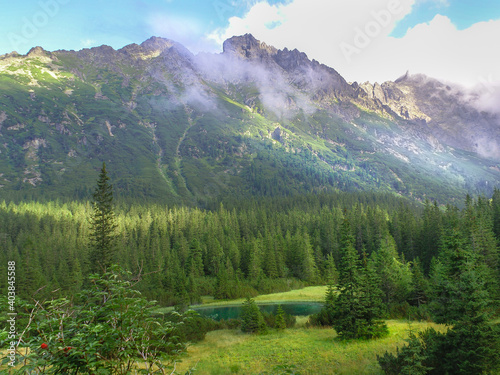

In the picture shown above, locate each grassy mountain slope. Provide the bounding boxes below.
[0,36,499,204]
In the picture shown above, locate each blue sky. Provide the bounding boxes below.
[392,0,500,36]
[1,0,499,86]
[2,0,283,54]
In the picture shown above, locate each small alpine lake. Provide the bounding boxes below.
[192,301,324,321]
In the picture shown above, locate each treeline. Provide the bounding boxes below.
[0,191,499,313]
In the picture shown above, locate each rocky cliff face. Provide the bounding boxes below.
[217,35,500,158]
[223,34,278,61]
[354,73,500,157]
[221,34,354,100]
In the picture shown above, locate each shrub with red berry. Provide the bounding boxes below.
[12,266,187,374]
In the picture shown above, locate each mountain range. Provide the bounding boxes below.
[0,33,499,204]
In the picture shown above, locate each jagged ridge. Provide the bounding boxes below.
[0,34,499,204]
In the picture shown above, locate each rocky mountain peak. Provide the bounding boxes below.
[394,70,410,83]
[140,36,176,54]
[223,33,278,61]
[274,47,311,71]
[27,46,49,58]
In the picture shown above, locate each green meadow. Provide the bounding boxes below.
[174,320,446,375]
[157,288,446,375]
[197,286,328,306]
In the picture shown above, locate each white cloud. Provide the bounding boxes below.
[81,39,98,48]
[147,13,209,53]
[207,0,500,88]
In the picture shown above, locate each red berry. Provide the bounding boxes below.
[41,343,48,349]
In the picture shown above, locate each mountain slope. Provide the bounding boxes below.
[0,34,499,204]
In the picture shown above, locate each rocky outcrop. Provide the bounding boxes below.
[223,34,278,61]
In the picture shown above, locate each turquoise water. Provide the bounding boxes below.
[192,302,323,321]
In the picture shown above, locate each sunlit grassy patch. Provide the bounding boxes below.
[195,286,328,308]
[175,320,447,375]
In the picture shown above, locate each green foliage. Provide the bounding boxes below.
[89,163,117,273]
[163,310,222,344]
[381,199,500,374]
[409,258,429,309]
[240,297,267,334]
[373,234,413,309]
[332,217,388,340]
[306,280,336,327]
[377,327,432,375]
[430,321,500,374]
[274,305,287,330]
[9,266,186,374]
[430,227,492,325]
[379,324,500,375]
[0,191,498,328]
[261,305,295,330]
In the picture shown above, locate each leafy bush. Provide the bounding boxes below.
[164,310,216,343]
[378,323,500,375]
[6,266,187,374]
[164,311,244,343]
[378,329,432,375]
[388,302,432,321]
[306,308,334,327]
[220,318,243,330]
[262,306,296,329]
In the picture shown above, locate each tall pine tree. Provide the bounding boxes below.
[332,216,387,339]
[428,226,500,373]
[89,162,117,273]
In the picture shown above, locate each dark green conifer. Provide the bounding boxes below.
[275,305,286,330]
[241,297,266,334]
[333,216,387,339]
[89,162,117,273]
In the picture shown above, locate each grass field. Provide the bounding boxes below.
[158,286,445,374]
[3,287,447,374]
[174,320,447,375]
[198,286,329,306]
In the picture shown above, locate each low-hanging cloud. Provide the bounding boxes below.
[468,78,500,116]
[195,49,316,118]
[208,0,500,88]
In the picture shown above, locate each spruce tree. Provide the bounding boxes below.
[428,226,500,373]
[430,227,490,324]
[358,251,388,338]
[89,162,117,273]
[275,305,286,330]
[186,239,204,277]
[323,276,337,325]
[409,258,428,309]
[332,216,362,339]
[374,233,412,307]
[332,216,387,339]
[241,297,266,334]
[214,259,231,300]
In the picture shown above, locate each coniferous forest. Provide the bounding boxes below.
[2,190,499,309]
[1,168,500,373]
